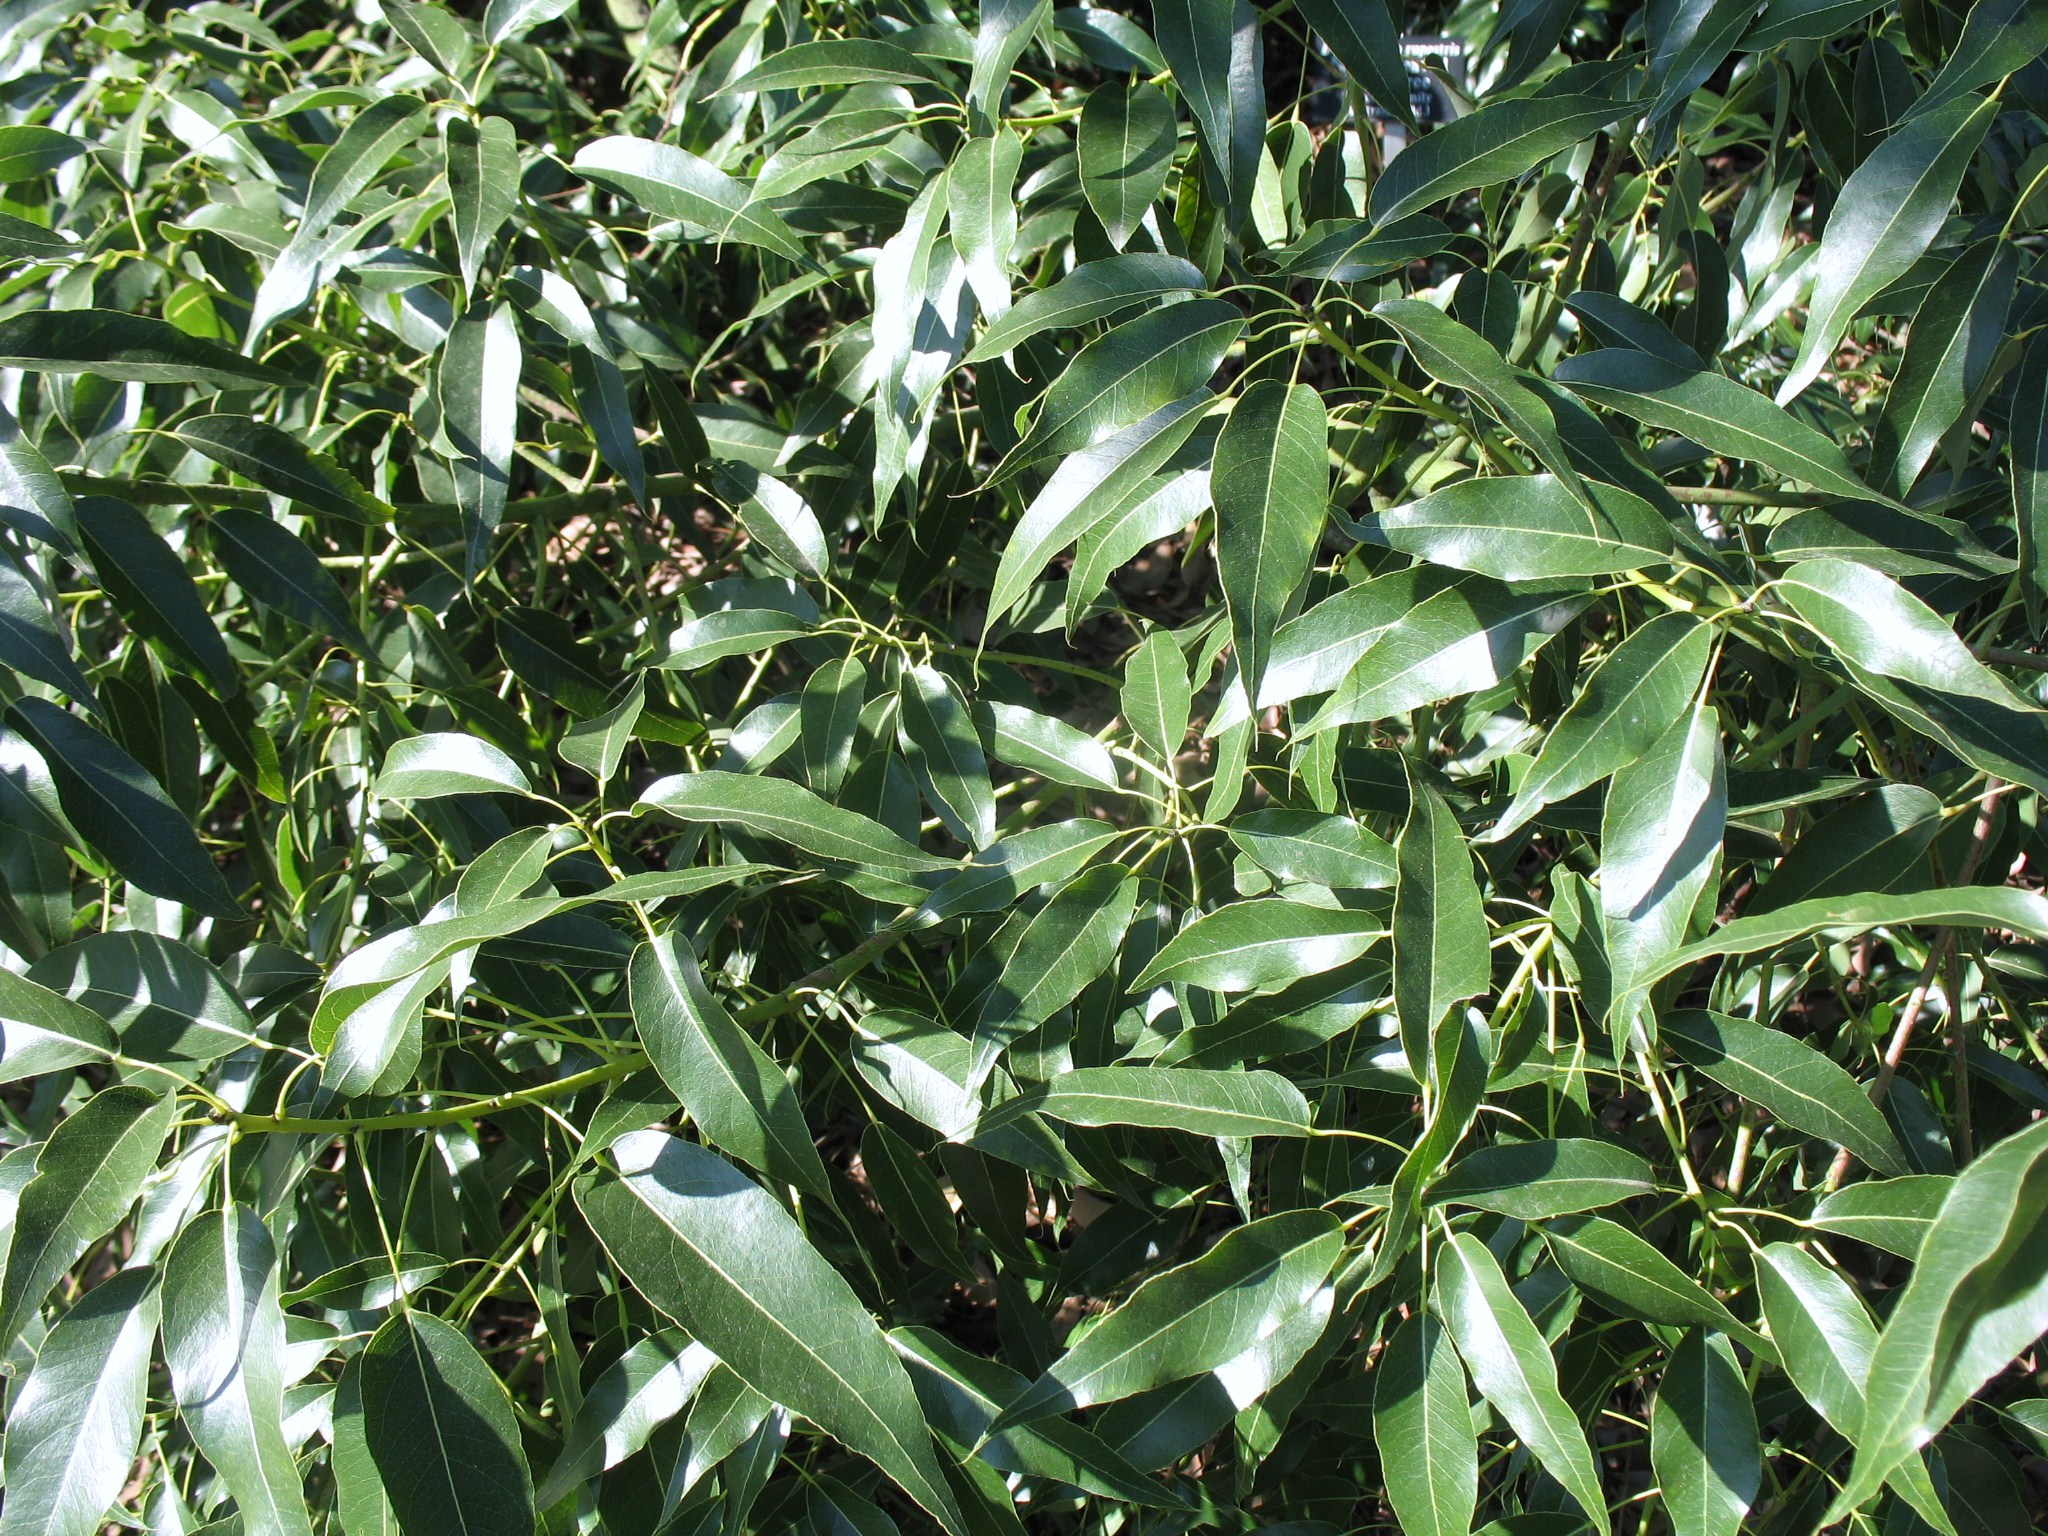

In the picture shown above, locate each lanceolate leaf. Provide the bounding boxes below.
[572,136,809,262]
[360,1311,537,1535]
[446,114,519,297]
[1079,81,1177,249]
[993,1211,1343,1428]
[1837,1117,2048,1517]
[965,254,1207,363]
[1370,93,1630,226]
[1652,1332,1760,1536]
[1779,94,1997,403]
[172,415,388,521]
[629,933,835,1201]
[161,1207,315,1536]
[1394,759,1490,1075]
[575,1132,967,1534]
[1212,380,1327,708]
[441,300,521,575]
[0,1265,160,1536]
[1374,1313,1478,1536]
[6,698,242,918]
[1554,350,1889,504]
[1661,1009,1907,1174]
[1436,1232,1608,1526]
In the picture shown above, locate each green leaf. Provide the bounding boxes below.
[1213,380,1327,707]
[1297,0,1415,130]
[1779,557,2048,794]
[1836,1117,2048,1517]
[899,664,997,849]
[914,820,1122,925]
[1779,94,1997,404]
[1493,612,1712,842]
[447,114,519,296]
[76,495,237,694]
[1869,241,2016,496]
[1661,1009,1906,1174]
[639,768,951,873]
[0,125,83,183]
[1079,81,1177,249]
[1429,1138,1655,1217]
[890,1326,1183,1505]
[6,698,242,918]
[726,38,941,91]
[863,1125,974,1281]
[630,932,835,1202]
[1228,808,1395,889]
[570,343,648,507]
[1153,0,1263,221]
[1133,898,1384,991]
[707,460,828,579]
[0,967,116,1085]
[1002,1065,1313,1137]
[281,1253,449,1311]
[1755,1241,1875,1434]
[966,864,1138,1086]
[441,300,521,575]
[1602,700,1724,1029]
[1553,350,1895,504]
[537,1332,717,1506]
[1904,0,2048,123]
[573,136,809,263]
[1371,473,1676,580]
[1748,783,1942,913]
[29,930,260,1065]
[210,508,370,651]
[1648,886,2048,990]
[1652,1332,1760,1536]
[0,558,96,711]
[298,95,429,238]
[964,253,1206,363]
[172,415,389,522]
[990,300,1241,484]
[0,310,290,387]
[1302,581,1589,741]
[0,401,78,551]
[992,1210,1344,1428]
[373,730,533,799]
[1395,759,1491,1074]
[0,1265,159,1536]
[1373,300,1585,493]
[1543,1215,1748,1334]
[974,699,1121,793]
[1435,1231,1607,1526]
[1808,1174,1949,1258]
[1275,214,1455,281]
[1369,94,1629,226]
[482,0,578,42]
[1374,1312,1478,1536]
[986,388,1212,627]
[950,129,1023,317]
[575,1131,967,1534]
[1122,627,1191,761]
[361,1310,537,1536]
[161,1206,314,1536]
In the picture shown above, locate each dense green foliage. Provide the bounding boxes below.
[0,0,2046,1531]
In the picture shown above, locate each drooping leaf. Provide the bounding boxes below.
[575,1131,967,1534]
[360,1310,538,1536]
[630,932,835,1202]
[161,1207,315,1536]
[992,1210,1344,1428]
[1435,1232,1608,1526]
